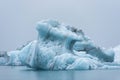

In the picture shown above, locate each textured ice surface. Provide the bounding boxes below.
[0,19,120,70]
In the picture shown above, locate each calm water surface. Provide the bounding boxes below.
[0,66,120,80]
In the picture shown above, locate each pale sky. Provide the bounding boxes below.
[0,0,120,51]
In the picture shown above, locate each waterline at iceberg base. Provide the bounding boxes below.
[1,19,120,70]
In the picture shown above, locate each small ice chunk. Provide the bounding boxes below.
[114,45,120,63]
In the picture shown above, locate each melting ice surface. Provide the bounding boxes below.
[1,19,120,70]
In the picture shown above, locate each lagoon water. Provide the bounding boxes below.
[0,66,120,80]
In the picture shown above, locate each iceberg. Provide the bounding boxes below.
[0,19,120,70]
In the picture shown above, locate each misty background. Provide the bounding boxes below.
[0,0,120,51]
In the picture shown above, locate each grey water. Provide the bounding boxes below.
[0,66,120,80]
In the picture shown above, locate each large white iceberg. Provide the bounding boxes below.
[0,19,120,70]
